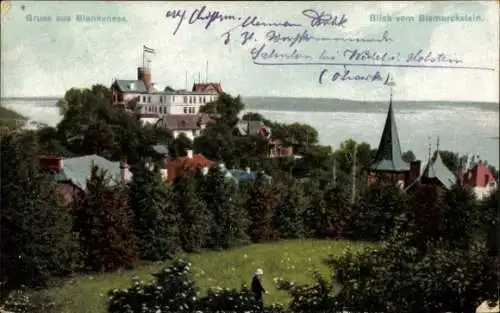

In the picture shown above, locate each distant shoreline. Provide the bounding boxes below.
[1,96,499,105]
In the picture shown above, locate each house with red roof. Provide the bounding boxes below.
[192,82,223,93]
[459,159,498,200]
[164,149,214,182]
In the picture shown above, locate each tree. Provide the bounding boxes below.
[55,85,162,164]
[480,189,499,256]
[302,181,351,239]
[198,165,249,250]
[353,181,411,241]
[199,92,244,127]
[241,112,266,122]
[410,185,444,249]
[274,178,308,239]
[74,166,138,272]
[402,150,416,163]
[129,162,181,261]
[245,174,280,243]
[173,173,211,252]
[433,150,459,172]
[0,132,79,292]
[170,133,193,158]
[442,185,478,249]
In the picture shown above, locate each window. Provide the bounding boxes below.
[183,107,188,114]
[189,97,192,104]
[172,96,175,102]
[160,96,163,103]
[142,96,146,103]
[194,97,197,103]
[183,96,187,103]
[148,96,151,103]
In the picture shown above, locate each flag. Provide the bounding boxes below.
[143,45,156,54]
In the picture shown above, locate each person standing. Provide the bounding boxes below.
[251,268,267,309]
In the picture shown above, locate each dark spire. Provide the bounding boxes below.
[369,89,410,172]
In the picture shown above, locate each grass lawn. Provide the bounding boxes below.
[42,239,373,313]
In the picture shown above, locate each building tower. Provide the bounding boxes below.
[367,89,410,186]
[138,45,155,89]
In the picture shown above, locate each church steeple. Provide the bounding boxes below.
[369,88,410,172]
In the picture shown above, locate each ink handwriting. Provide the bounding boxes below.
[302,9,348,28]
[250,46,472,70]
[318,66,396,86]
[165,5,302,37]
[266,29,392,48]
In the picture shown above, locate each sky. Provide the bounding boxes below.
[1,1,499,101]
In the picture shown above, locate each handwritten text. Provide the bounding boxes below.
[319,66,396,86]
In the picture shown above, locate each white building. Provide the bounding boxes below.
[110,66,222,117]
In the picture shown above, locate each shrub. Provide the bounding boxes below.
[0,288,61,313]
[108,259,286,313]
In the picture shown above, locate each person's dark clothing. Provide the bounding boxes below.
[251,274,266,307]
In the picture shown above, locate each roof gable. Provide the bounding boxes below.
[156,114,200,130]
[56,154,131,191]
[420,151,457,190]
[192,82,223,93]
[113,80,148,93]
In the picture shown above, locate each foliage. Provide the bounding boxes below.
[433,150,459,172]
[353,181,411,241]
[169,133,193,158]
[107,259,199,313]
[73,166,138,272]
[0,132,79,292]
[245,174,280,243]
[107,259,285,313]
[173,173,211,252]
[441,185,479,249]
[402,149,416,163]
[0,288,61,313]
[303,181,351,239]
[274,178,308,239]
[199,92,244,127]
[327,237,498,313]
[479,189,499,256]
[129,162,181,261]
[198,165,250,250]
[55,85,170,163]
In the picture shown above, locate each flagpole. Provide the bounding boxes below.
[206,60,208,82]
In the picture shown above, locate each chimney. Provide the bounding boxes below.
[186,149,193,159]
[137,67,152,87]
[39,155,64,173]
[409,160,421,185]
[120,157,131,182]
[245,166,251,173]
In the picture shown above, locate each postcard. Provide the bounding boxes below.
[1,3,499,313]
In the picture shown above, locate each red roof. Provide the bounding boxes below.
[192,83,223,93]
[165,153,214,182]
[461,162,496,188]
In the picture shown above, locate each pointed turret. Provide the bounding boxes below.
[369,90,409,172]
[420,137,457,189]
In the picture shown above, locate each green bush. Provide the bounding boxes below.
[107,259,287,313]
